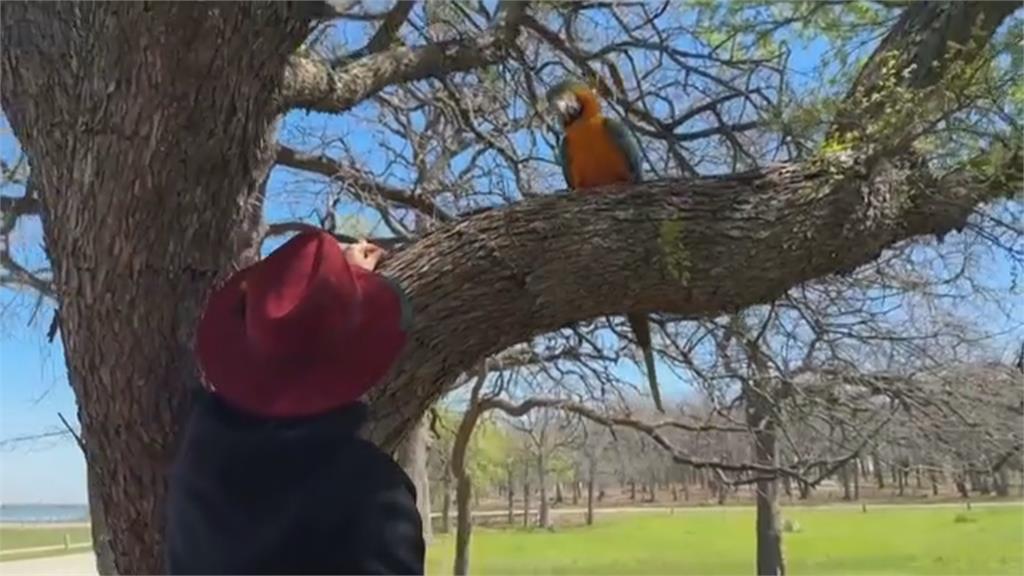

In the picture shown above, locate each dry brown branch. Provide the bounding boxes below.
[281,2,528,113]
[275,145,453,221]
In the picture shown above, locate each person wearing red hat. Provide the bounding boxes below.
[165,228,423,575]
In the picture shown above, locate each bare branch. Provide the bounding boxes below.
[483,396,801,477]
[281,2,528,113]
[0,194,40,220]
[275,145,453,221]
[58,412,85,452]
[0,243,55,300]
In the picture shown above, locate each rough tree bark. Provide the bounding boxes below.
[441,470,452,534]
[506,463,515,525]
[840,462,853,501]
[450,374,487,576]
[752,418,785,576]
[537,451,550,528]
[853,460,860,501]
[1,4,314,573]
[586,457,597,526]
[454,472,473,576]
[522,461,531,528]
[86,461,117,576]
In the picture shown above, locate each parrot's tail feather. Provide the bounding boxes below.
[642,344,664,413]
[626,313,664,413]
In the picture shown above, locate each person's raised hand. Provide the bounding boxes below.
[342,239,387,272]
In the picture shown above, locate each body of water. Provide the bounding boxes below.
[0,503,89,524]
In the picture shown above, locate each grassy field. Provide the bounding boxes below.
[426,504,1024,575]
[1,504,1021,573]
[0,525,92,562]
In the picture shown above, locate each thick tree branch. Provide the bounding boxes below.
[345,0,416,61]
[0,194,40,219]
[364,146,1020,448]
[833,1,1020,143]
[0,249,55,300]
[275,145,453,221]
[481,396,823,480]
[281,2,527,113]
[0,186,54,300]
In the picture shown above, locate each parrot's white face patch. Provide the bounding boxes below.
[551,92,582,125]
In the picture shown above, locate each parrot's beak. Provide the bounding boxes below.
[548,92,582,126]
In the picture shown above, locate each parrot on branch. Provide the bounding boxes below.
[545,79,665,413]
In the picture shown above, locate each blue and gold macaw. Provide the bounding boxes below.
[546,79,663,412]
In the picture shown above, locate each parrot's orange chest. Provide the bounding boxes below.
[563,116,632,190]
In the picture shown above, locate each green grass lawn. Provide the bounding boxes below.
[426,504,1024,575]
[0,525,93,562]
[1,505,1020,573]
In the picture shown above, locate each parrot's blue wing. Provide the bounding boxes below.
[604,117,643,183]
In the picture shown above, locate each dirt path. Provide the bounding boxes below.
[0,553,96,576]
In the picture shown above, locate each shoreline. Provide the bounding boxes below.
[0,522,90,529]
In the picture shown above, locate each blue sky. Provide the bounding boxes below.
[1,5,1021,504]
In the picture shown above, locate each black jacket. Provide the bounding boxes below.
[166,391,425,575]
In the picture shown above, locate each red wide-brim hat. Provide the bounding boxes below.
[195,229,409,418]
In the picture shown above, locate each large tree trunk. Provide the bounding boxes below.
[441,469,453,534]
[0,5,311,573]
[522,459,531,528]
[873,453,886,489]
[853,460,860,501]
[993,467,1010,497]
[399,414,433,543]
[453,474,472,576]
[506,464,515,525]
[537,451,550,528]
[586,456,596,526]
[451,395,487,575]
[840,462,853,501]
[747,377,785,576]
